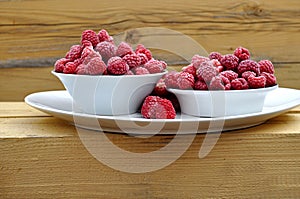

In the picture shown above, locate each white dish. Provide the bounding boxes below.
[24,87,300,135]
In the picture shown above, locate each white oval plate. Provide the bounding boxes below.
[24,87,300,134]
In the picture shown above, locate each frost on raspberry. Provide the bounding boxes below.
[165,71,180,89]
[209,52,222,61]
[258,60,275,74]
[177,72,195,90]
[220,54,239,71]
[97,29,114,43]
[248,75,266,89]
[76,57,107,75]
[237,60,260,76]
[81,46,102,65]
[219,70,238,81]
[81,29,99,47]
[191,54,210,68]
[260,72,277,87]
[63,62,77,74]
[65,45,82,61]
[234,46,250,61]
[153,78,168,96]
[196,61,218,83]
[241,71,256,80]
[231,78,249,90]
[107,56,129,75]
[141,96,176,119]
[144,59,166,74]
[54,58,70,73]
[135,44,152,60]
[194,79,208,90]
[115,42,134,57]
[182,64,196,77]
[95,41,116,63]
[134,67,150,75]
[122,53,141,68]
[137,53,148,65]
[209,76,230,90]
[210,59,224,73]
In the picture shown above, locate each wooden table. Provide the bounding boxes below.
[1,101,300,198]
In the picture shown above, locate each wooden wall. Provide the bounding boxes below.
[0,0,299,100]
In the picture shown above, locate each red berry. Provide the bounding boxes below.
[95,41,116,62]
[81,46,102,65]
[65,45,82,61]
[182,64,196,77]
[165,71,180,89]
[81,40,93,48]
[144,59,166,74]
[63,62,77,74]
[177,72,195,90]
[237,60,260,75]
[241,71,256,80]
[76,57,107,75]
[134,67,150,75]
[234,46,250,61]
[194,79,208,90]
[97,29,113,43]
[258,60,274,74]
[196,61,218,83]
[116,42,134,57]
[209,76,230,90]
[54,58,70,73]
[153,78,168,96]
[141,96,176,119]
[219,70,238,81]
[248,75,266,89]
[210,59,224,73]
[107,56,129,75]
[209,52,222,61]
[260,72,277,87]
[137,53,148,65]
[135,44,152,60]
[122,53,141,68]
[231,78,249,90]
[191,54,210,68]
[125,70,135,75]
[81,30,99,47]
[220,54,239,71]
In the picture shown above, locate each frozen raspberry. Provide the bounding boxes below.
[165,71,180,89]
[258,60,274,74]
[141,96,176,119]
[81,30,99,47]
[220,54,239,71]
[81,40,93,48]
[231,78,249,90]
[237,60,260,75]
[144,59,166,74]
[137,53,148,65]
[125,70,135,75]
[234,46,250,61]
[196,61,218,83]
[209,76,230,90]
[81,46,102,65]
[76,57,107,75]
[97,29,114,43]
[135,44,152,60]
[115,42,134,57]
[153,78,168,96]
[63,62,77,74]
[134,67,150,75]
[194,79,208,90]
[95,41,116,62]
[122,53,141,68]
[177,72,195,90]
[54,58,70,73]
[209,52,222,61]
[210,59,224,73]
[182,64,196,77]
[65,45,82,61]
[191,54,210,68]
[219,70,238,81]
[107,56,129,75]
[241,71,256,80]
[260,72,277,87]
[248,75,266,89]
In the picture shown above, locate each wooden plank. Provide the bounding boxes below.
[0,0,299,65]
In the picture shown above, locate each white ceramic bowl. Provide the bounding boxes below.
[52,71,167,115]
[168,85,278,117]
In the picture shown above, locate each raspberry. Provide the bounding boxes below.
[241,71,256,80]
[209,76,230,90]
[220,54,239,71]
[81,40,93,48]
[54,58,70,73]
[258,60,274,74]
[196,61,218,83]
[107,56,129,75]
[76,57,107,75]
[134,67,149,75]
[65,45,82,61]
[260,72,277,87]
[191,54,210,68]
[81,30,99,47]
[248,75,266,89]
[115,42,134,57]
[97,29,114,43]
[95,41,116,62]
[194,79,208,90]
[165,71,180,89]
[182,64,196,77]
[210,59,224,73]
[231,78,249,90]
[177,72,195,90]
[135,44,152,60]
[209,52,222,61]
[137,53,148,65]
[153,78,168,96]
[141,96,176,119]
[234,46,250,61]
[122,53,141,68]
[237,60,260,75]
[63,62,77,74]
[219,70,238,81]
[125,70,135,75]
[81,46,102,65]
[144,59,166,74]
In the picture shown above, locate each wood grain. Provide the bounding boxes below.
[0,0,299,67]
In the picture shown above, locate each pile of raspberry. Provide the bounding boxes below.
[54,29,167,75]
[161,46,277,90]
